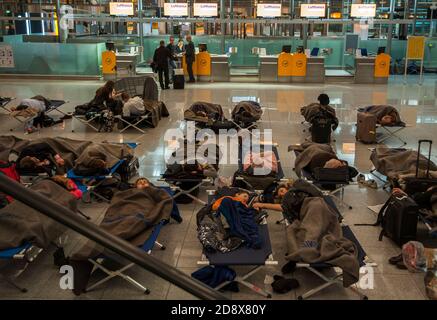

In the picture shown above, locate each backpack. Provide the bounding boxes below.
[357,194,419,247]
[0,161,20,203]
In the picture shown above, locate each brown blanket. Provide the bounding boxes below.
[231,101,263,121]
[359,105,403,124]
[74,143,133,171]
[0,179,77,250]
[301,103,336,122]
[291,142,336,178]
[184,101,224,123]
[370,146,437,179]
[72,186,173,260]
[285,197,359,287]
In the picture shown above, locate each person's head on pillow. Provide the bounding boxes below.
[235,191,250,204]
[380,114,395,125]
[317,93,330,106]
[324,158,347,169]
[274,182,292,200]
[135,177,151,190]
[19,156,49,169]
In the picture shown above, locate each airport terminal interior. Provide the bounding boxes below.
[1,0,437,301]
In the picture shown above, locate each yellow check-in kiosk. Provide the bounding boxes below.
[102,50,116,80]
[182,51,212,81]
[374,53,391,84]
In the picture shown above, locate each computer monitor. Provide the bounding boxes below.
[199,43,208,52]
[377,46,386,54]
[106,41,115,51]
[297,46,304,53]
[359,48,368,57]
[310,47,320,57]
[282,45,292,53]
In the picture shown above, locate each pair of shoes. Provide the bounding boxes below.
[357,174,366,184]
[358,178,378,189]
[388,254,407,269]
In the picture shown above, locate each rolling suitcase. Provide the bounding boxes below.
[404,140,437,195]
[173,69,185,89]
[356,112,377,144]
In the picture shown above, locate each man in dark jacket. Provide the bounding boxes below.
[166,36,177,83]
[153,40,172,90]
[185,35,196,83]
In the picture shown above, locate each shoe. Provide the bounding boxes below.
[389,254,403,265]
[271,275,300,294]
[357,174,366,184]
[281,261,297,274]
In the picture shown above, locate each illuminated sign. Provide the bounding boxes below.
[164,3,188,17]
[350,4,376,18]
[194,3,218,17]
[300,4,326,18]
[109,2,134,16]
[257,4,282,18]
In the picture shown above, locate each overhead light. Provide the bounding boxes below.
[330,12,342,19]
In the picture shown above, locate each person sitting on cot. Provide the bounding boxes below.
[16,142,65,175]
[301,93,338,130]
[121,92,145,117]
[358,105,403,126]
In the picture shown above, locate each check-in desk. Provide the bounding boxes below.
[259,55,278,82]
[355,54,390,84]
[354,57,376,84]
[306,57,325,83]
[116,52,139,75]
[210,54,230,82]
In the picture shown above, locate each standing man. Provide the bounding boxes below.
[166,36,177,84]
[153,40,172,90]
[185,35,196,83]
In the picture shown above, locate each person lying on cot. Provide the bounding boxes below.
[253,180,323,223]
[134,177,183,223]
[211,190,262,249]
[16,142,66,175]
[252,183,291,212]
[121,92,146,117]
[358,105,403,126]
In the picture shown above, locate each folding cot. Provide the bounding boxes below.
[375,123,409,146]
[290,147,354,210]
[0,243,42,293]
[7,99,68,132]
[197,189,278,298]
[85,220,167,294]
[113,76,159,133]
[285,196,369,300]
[229,101,264,132]
[159,176,213,205]
[0,97,14,113]
[233,141,284,192]
[66,142,139,203]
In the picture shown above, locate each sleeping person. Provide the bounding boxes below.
[16,141,66,175]
[121,92,145,117]
[290,142,358,179]
[11,95,54,133]
[358,105,403,126]
[211,190,261,249]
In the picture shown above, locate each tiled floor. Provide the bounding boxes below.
[0,75,436,300]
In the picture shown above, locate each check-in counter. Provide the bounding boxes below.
[355,54,390,84]
[354,57,376,84]
[306,57,325,83]
[210,54,230,82]
[259,55,278,82]
[116,52,139,75]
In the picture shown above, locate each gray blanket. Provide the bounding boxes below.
[0,179,77,250]
[72,186,173,260]
[359,105,403,125]
[370,146,437,179]
[285,197,359,287]
[301,103,336,122]
[74,143,133,171]
[0,136,133,170]
[231,101,263,121]
[184,101,224,123]
[291,142,336,178]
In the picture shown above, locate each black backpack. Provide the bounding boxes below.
[357,195,419,247]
